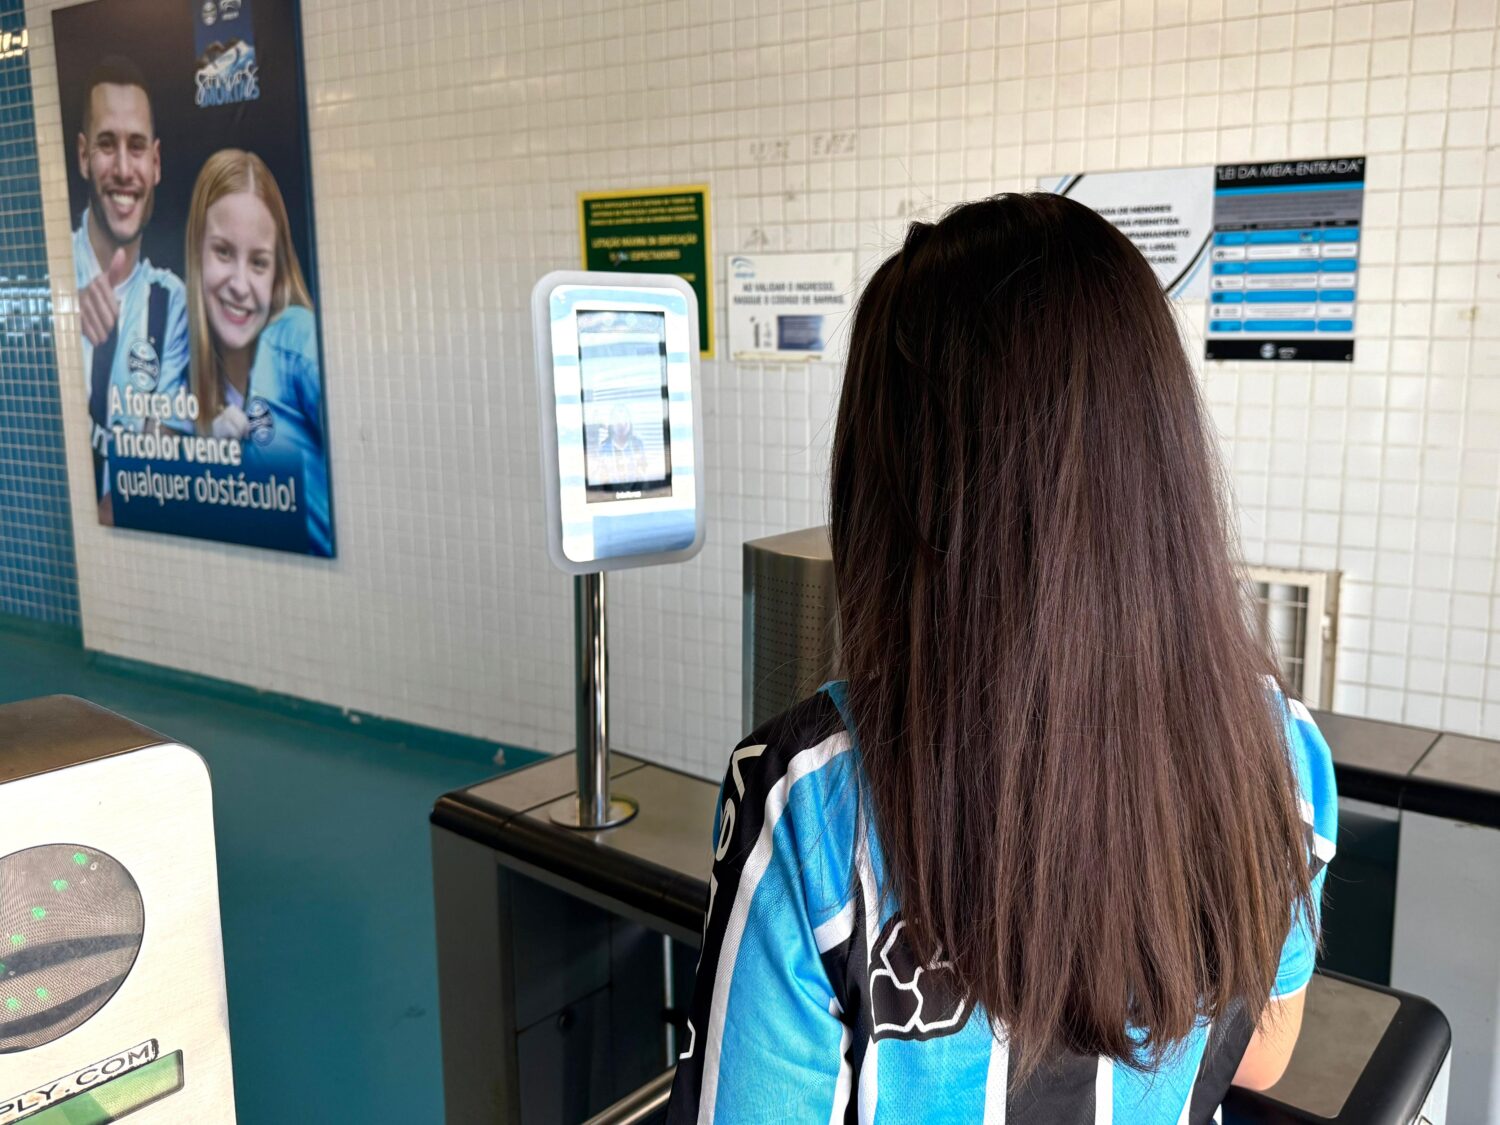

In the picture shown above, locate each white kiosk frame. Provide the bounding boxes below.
[532,271,705,829]
[532,271,704,575]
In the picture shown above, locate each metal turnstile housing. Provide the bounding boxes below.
[742,526,836,732]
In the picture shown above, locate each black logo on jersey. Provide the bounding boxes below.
[869,915,969,1041]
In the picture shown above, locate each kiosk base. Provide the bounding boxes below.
[550,796,640,830]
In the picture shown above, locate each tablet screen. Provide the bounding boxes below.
[576,310,672,503]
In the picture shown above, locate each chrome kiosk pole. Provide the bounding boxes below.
[553,572,637,829]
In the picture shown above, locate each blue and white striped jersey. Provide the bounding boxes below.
[239,305,332,557]
[73,212,191,424]
[668,682,1337,1124]
[73,213,190,496]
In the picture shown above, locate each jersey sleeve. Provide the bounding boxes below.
[667,715,855,1124]
[263,306,324,439]
[288,310,325,439]
[1272,695,1339,998]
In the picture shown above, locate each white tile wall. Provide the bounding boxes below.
[23,0,1500,778]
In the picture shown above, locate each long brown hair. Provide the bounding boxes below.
[830,194,1313,1079]
[186,148,313,431]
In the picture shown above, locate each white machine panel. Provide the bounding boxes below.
[532,271,705,574]
[0,698,235,1124]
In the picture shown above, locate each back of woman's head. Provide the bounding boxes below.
[830,193,1311,1078]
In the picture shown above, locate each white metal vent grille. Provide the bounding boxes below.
[1244,566,1341,711]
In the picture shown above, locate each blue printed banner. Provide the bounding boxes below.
[194,0,259,107]
[1205,157,1365,363]
[54,0,334,556]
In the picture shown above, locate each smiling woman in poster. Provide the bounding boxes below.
[185,148,331,557]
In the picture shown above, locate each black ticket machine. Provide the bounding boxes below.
[0,696,236,1124]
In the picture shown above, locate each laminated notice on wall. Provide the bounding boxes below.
[727,252,855,362]
[1204,157,1365,363]
[1039,167,1215,299]
[579,185,713,357]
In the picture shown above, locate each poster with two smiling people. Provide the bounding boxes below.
[54,0,334,557]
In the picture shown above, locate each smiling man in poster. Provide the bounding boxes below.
[72,56,190,526]
[55,0,335,557]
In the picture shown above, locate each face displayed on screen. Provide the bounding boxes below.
[576,310,672,503]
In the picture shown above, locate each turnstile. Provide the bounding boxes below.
[432,754,1452,1125]
[0,696,236,1123]
[1313,715,1500,1123]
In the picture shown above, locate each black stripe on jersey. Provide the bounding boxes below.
[1304,821,1330,880]
[666,692,849,1124]
[819,861,871,1125]
[1004,1051,1098,1123]
[1188,999,1254,1124]
[820,931,866,1125]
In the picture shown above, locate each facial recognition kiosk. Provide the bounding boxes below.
[0,696,235,1125]
[531,270,705,829]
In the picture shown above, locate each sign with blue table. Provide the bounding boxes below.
[1205,157,1365,363]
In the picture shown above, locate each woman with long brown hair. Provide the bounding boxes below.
[668,194,1336,1123]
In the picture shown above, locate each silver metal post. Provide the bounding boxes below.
[553,572,637,829]
[576,571,609,824]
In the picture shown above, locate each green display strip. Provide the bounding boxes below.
[23,1052,183,1125]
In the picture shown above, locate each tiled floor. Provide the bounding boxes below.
[0,621,531,1124]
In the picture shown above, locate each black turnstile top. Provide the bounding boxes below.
[1311,707,1500,828]
[1224,972,1449,1125]
[432,754,712,943]
[435,708,1500,891]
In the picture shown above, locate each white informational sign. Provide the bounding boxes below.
[727,252,856,361]
[1038,167,1215,299]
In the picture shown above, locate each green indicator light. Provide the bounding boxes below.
[51,879,68,892]
[30,908,44,921]
[0,964,6,975]
[3,998,17,1012]
[73,853,88,866]
[34,988,47,1001]
[8,935,23,948]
